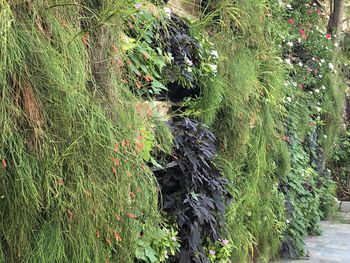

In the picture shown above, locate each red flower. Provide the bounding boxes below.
[325,34,331,39]
[306,9,313,14]
[299,29,305,35]
[288,18,294,24]
[2,159,7,169]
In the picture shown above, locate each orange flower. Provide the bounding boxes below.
[114,213,121,221]
[111,44,119,53]
[2,159,7,169]
[129,192,136,199]
[113,231,123,241]
[142,52,150,61]
[114,142,119,151]
[84,190,92,197]
[96,230,100,239]
[105,237,112,246]
[126,213,137,219]
[309,121,316,127]
[136,81,142,89]
[126,171,132,177]
[67,209,74,220]
[121,79,129,84]
[82,32,90,47]
[137,133,143,140]
[121,139,126,147]
[112,167,117,174]
[56,178,64,186]
[144,75,153,82]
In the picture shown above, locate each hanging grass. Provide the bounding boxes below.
[0,1,166,262]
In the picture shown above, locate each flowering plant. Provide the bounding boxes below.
[206,238,234,263]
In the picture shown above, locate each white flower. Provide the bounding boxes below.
[187,67,192,72]
[278,44,282,48]
[298,38,302,43]
[312,57,315,61]
[324,135,328,139]
[315,89,320,93]
[210,50,219,59]
[319,74,323,78]
[292,82,297,87]
[320,59,325,64]
[334,69,337,73]
[163,7,172,17]
[328,63,334,70]
[287,219,290,224]
[184,56,193,66]
[309,91,313,94]
[298,62,303,67]
[316,107,322,112]
[287,41,293,47]
[208,63,218,73]
[286,4,292,9]
[322,85,326,90]
[334,43,339,47]
[285,58,292,65]
[286,97,292,103]
[284,82,288,87]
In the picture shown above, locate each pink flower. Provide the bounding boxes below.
[222,239,229,245]
[134,3,142,9]
[209,250,216,255]
[288,18,294,24]
[316,9,321,14]
[325,34,331,39]
[307,9,313,14]
[299,29,305,35]
[171,236,177,241]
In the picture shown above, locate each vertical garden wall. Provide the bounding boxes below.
[0,0,347,262]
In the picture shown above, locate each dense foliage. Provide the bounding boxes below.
[155,118,230,263]
[0,0,346,262]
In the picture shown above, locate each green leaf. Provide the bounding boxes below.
[145,247,157,263]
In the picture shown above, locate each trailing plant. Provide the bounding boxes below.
[155,118,230,263]
[0,1,170,262]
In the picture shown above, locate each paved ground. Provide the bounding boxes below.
[274,213,350,263]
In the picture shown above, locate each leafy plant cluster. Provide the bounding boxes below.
[329,127,350,201]
[121,3,169,95]
[155,118,231,263]
[121,3,220,112]
[135,226,181,263]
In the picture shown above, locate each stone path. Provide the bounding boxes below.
[274,213,350,263]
